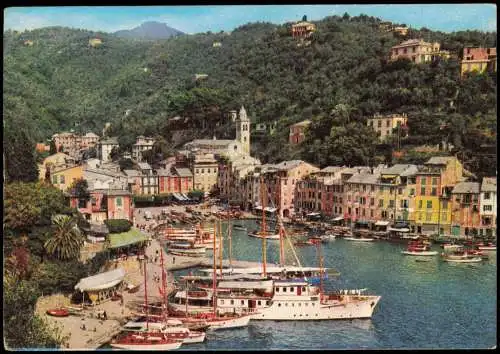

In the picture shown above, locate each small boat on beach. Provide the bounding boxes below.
[168,243,206,257]
[46,308,70,317]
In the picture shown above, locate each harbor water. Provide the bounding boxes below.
[110,219,497,350]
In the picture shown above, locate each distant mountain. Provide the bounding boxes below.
[114,21,184,40]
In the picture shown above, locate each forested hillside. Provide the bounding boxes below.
[3,14,497,178]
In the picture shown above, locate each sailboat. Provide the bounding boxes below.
[248,177,280,240]
[110,260,183,350]
[168,221,251,330]
[122,251,206,344]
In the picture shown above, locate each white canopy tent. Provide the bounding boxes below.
[75,268,126,292]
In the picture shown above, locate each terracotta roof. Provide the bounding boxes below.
[174,167,193,177]
[291,120,311,128]
[425,156,455,165]
[347,172,380,184]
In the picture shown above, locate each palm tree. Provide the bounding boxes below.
[44,214,84,261]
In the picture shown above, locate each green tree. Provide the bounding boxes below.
[4,124,39,183]
[44,214,84,261]
[68,178,90,201]
[49,140,57,154]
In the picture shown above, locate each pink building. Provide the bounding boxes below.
[289,120,311,145]
[70,189,134,224]
[263,160,319,218]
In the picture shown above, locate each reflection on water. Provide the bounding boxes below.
[169,219,496,349]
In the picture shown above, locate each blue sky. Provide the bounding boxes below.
[4,5,497,34]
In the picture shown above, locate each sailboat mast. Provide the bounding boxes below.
[229,219,233,269]
[317,242,324,298]
[212,221,217,316]
[279,224,285,266]
[160,249,167,321]
[218,218,223,276]
[261,176,267,277]
[144,259,149,330]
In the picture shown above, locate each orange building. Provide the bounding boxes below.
[70,189,134,223]
[450,182,481,237]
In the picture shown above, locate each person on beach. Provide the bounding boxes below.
[103,311,107,320]
[173,256,176,264]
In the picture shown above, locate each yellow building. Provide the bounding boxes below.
[390,39,442,64]
[39,152,76,180]
[413,156,463,235]
[51,165,84,191]
[367,113,408,141]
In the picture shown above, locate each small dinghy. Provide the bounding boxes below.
[46,308,70,317]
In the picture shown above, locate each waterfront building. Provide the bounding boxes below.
[390,39,442,63]
[344,170,382,226]
[218,154,261,206]
[413,156,464,235]
[97,137,119,163]
[261,160,319,218]
[289,120,311,145]
[367,113,408,142]
[451,182,481,237]
[157,163,194,194]
[460,47,497,76]
[480,177,497,237]
[51,164,84,192]
[132,136,155,162]
[378,164,419,225]
[184,106,250,158]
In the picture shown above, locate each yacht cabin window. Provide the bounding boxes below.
[230,300,234,305]
[283,287,287,292]
[290,287,294,292]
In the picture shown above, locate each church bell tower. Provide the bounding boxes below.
[236,106,250,155]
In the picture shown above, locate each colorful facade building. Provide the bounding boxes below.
[51,165,84,192]
[390,39,442,63]
[480,177,497,237]
[367,113,408,141]
[137,162,158,195]
[157,165,194,194]
[460,47,497,76]
[413,156,464,235]
[70,189,134,223]
[289,120,311,145]
[262,160,319,218]
[451,182,481,237]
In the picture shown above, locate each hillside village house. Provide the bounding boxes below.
[390,39,447,63]
[480,177,497,237]
[367,114,408,141]
[460,47,497,76]
[289,120,311,145]
[38,152,76,180]
[123,169,142,195]
[132,136,155,162]
[36,143,50,153]
[51,165,84,192]
[451,182,481,237]
[97,137,119,163]
[291,21,316,38]
[53,132,99,154]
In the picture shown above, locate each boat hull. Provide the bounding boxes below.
[344,237,374,242]
[250,295,381,321]
[110,341,182,350]
[402,251,438,256]
[248,233,280,240]
[443,257,482,263]
[477,246,496,251]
